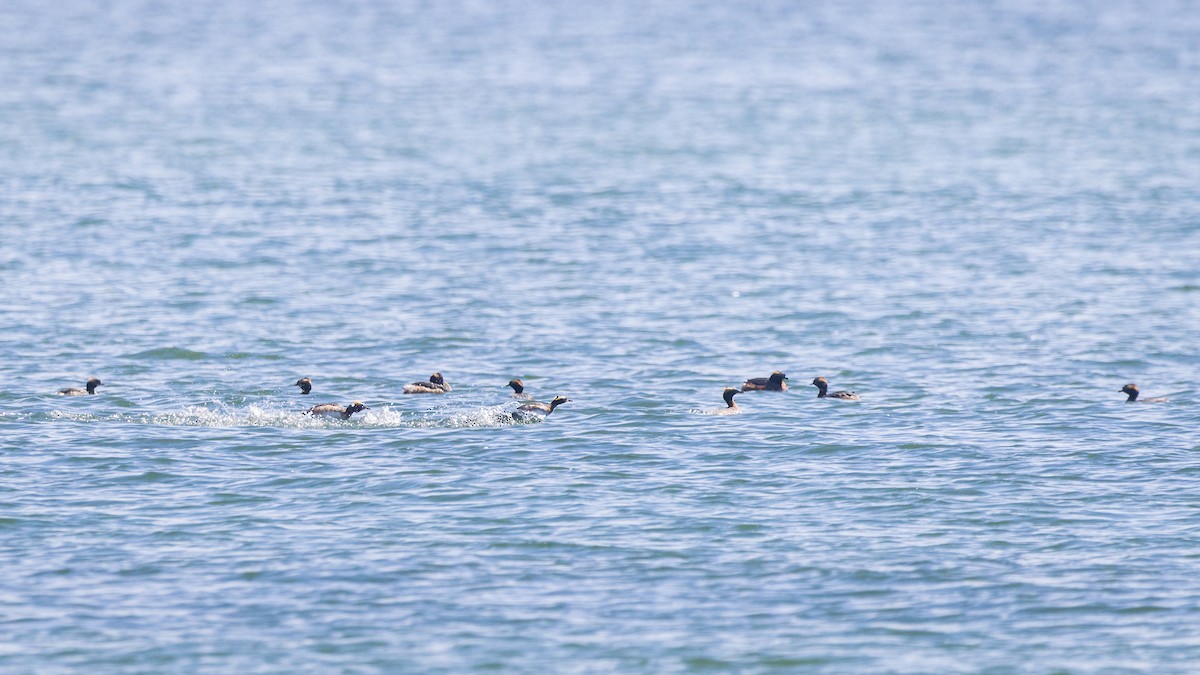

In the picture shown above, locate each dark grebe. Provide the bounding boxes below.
[705,387,742,415]
[294,378,312,395]
[513,396,569,421]
[507,379,532,400]
[306,401,369,419]
[1120,383,1167,403]
[59,378,103,396]
[403,372,451,394]
[742,371,788,392]
[812,377,860,400]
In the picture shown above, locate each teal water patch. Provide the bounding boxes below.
[222,352,284,361]
[122,348,207,361]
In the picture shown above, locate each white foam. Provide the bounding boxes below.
[32,403,528,430]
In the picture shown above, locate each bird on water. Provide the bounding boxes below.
[512,396,569,421]
[403,372,451,394]
[507,379,533,400]
[294,378,312,394]
[742,371,788,392]
[703,387,742,415]
[811,376,860,400]
[59,378,103,396]
[1120,383,1167,403]
[305,401,369,419]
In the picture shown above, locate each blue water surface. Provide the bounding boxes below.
[2,0,1199,671]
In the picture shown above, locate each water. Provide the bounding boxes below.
[3,0,1199,670]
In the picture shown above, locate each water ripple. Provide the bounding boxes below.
[3,0,1200,671]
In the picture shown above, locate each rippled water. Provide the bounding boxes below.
[3,0,1200,670]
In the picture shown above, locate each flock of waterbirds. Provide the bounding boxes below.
[53,371,1171,422]
[705,371,861,415]
[291,373,572,422]
[703,372,1168,414]
[53,372,572,423]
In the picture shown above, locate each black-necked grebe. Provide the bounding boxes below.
[1120,383,1167,403]
[812,376,860,400]
[59,378,103,396]
[305,401,370,419]
[403,372,451,394]
[513,395,569,421]
[742,371,788,392]
[705,387,742,415]
[507,378,533,400]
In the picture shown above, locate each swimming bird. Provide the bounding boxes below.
[403,372,451,394]
[305,401,369,419]
[512,396,569,421]
[294,378,312,395]
[812,376,860,400]
[1120,383,1167,403]
[59,378,103,396]
[742,371,788,391]
[704,387,742,415]
[507,378,533,400]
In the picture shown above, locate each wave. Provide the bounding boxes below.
[122,347,208,360]
[32,403,536,429]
